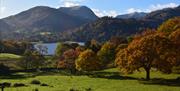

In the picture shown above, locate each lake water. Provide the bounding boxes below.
[34,43,58,55]
[34,42,84,55]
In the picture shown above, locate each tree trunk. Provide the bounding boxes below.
[145,68,150,80]
[1,86,4,91]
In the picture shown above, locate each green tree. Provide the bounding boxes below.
[20,49,45,70]
[55,43,71,57]
[97,42,116,67]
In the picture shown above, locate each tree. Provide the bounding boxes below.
[57,49,79,73]
[115,31,178,80]
[115,44,128,53]
[20,49,45,70]
[35,44,48,55]
[0,41,4,52]
[127,36,133,43]
[0,63,10,74]
[97,42,116,67]
[85,39,101,53]
[158,16,180,33]
[169,29,180,66]
[55,43,72,57]
[169,29,180,46]
[109,36,127,46]
[76,49,101,71]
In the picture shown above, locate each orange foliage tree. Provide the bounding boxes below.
[115,31,178,80]
[57,49,79,73]
[169,29,180,66]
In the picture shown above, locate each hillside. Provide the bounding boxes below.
[62,6,180,42]
[0,6,179,42]
[59,6,98,21]
[116,12,147,19]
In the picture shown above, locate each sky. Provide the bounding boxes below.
[0,0,179,18]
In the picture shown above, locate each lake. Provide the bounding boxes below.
[34,42,84,55]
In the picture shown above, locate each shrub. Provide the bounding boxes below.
[33,88,39,91]
[13,83,26,87]
[40,83,48,86]
[30,80,41,85]
[0,82,11,87]
[85,88,92,91]
[0,64,10,74]
[69,88,79,91]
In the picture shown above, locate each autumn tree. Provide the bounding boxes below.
[169,29,180,46]
[109,36,127,46]
[57,49,79,73]
[55,43,72,57]
[115,44,128,53]
[76,49,101,71]
[169,29,180,66]
[115,31,178,80]
[158,16,180,33]
[85,39,101,53]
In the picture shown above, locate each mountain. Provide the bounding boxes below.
[60,17,151,42]
[0,20,12,32]
[2,6,98,33]
[116,12,147,19]
[62,6,180,42]
[0,20,15,40]
[59,6,98,21]
[143,6,180,22]
[0,5,179,42]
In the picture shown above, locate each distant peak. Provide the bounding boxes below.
[31,6,52,9]
[59,6,89,10]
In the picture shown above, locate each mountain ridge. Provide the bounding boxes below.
[0,5,179,42]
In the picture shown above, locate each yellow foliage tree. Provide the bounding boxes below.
[158,16,180,33]
[76,49,101,71]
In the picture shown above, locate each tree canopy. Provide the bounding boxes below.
[158,16,180,33]
[76,49,101,71]
[115,31,179,80]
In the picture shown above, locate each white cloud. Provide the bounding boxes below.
[148,3,178,12]
[126,3,179,13]
[0,0,6,18]
[92,9,119,17]
[126,8,142,13]
[59,0,85,7]
[0,6,5,13]
[62,1,79,7]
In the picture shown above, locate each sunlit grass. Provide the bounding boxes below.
[0,68,179,91]
[0,53,21,60]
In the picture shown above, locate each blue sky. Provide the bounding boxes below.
[0,0,179,18]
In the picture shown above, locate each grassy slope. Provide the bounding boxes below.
[0,53,21,60]
[0,53,22,69]
[0,68,180,91]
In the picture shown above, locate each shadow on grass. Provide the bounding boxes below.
[139,77,180,86]
[0,73,35,79]
[89,72,180,87]
[88,72,137,80]
[0,68,72,79]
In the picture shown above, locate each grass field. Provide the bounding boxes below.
[0,53,22,60]
[0,68,179,91]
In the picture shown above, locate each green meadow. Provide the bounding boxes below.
[0,68,179,91]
